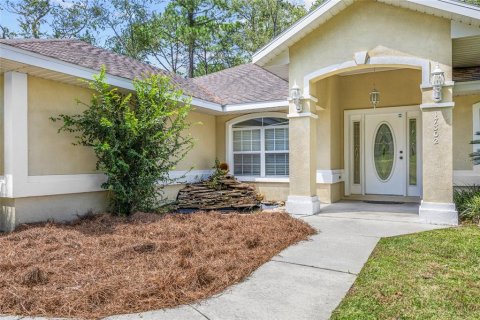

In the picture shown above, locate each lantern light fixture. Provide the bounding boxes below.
[290,84,303,113]
[369,68,380,110]
[369,87,380,110]
[431,64,445,103]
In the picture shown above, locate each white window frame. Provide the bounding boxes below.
[473,102,480,173]
[226,112,289,181]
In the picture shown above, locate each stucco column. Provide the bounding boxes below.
[419,74,458,225]
[285,97,321,215]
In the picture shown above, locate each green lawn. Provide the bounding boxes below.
[331,226,480,320]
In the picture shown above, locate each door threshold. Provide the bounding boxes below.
[343,194,421,203]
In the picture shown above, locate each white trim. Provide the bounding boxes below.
[419,201,458,226]
[235,170,344,184]
[287,112,318,119]
[286,195,321,216]
[303,57,431,97]
[420,81,455,89]
[9,170,213,198]
[223,100,289,112]
[252,0,480,65]
[454,170,480,185]
[454,80,480,96]
[316,170,344,184]
[4,71,28,198]
[420,102,455,109]
[237,176,289,183]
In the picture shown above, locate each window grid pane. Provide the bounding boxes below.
[265,153,289,176]
[233,129,261,152]
[265,128,289,151]
[233,154,261,176]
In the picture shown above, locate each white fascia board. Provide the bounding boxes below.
[223,100,289,113]
[0,44,223,113]
[405,0,480,22]
[188,97,223,113]
[454,80,480,96]
[252,0,480,66]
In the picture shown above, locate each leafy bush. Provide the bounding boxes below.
[52,67,194,215]
[453,185,480,223]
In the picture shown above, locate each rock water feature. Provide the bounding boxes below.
[176,162,263,211]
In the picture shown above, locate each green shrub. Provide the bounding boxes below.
[52,66,194,215]
[454,185,480,223]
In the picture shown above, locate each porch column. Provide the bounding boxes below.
[419,67,458,225]
[286,97,321,215]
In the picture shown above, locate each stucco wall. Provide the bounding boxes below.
[289,0,452,88]
[0,74,4,175]
[27,76,216,175]
[177,110,217,171]
[28,76,99,175]
[453,94,480,170]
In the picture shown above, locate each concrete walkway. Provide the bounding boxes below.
[105,201,446,320]
[2,201,447,320]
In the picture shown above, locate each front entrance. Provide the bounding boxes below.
[365,113,406,195]
[345,106,422,197]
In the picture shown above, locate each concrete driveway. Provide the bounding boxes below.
[2,201,447,320]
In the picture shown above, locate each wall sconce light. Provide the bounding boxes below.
[290,84,303,113]
[431,64,445,103]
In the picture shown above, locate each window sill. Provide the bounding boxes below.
[236,176,289,183]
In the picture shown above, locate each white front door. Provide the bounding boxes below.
[365,113,406,195]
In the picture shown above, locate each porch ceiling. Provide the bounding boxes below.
[453,35,480,67]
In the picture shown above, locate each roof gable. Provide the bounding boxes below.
[253,0,480,66]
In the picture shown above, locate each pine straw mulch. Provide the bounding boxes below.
[0,211,315,319]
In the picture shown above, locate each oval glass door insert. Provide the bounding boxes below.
[374,123,395,181]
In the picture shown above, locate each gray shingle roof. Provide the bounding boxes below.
[0,39,222,103]
[0,39,289,106]
[193,64,289,105]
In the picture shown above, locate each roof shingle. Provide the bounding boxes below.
[193,64,289,105]
[0,39,289,106]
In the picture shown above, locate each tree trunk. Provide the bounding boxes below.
[187,11,195,78]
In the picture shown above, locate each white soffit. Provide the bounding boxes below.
[453,34,480,67]
[451,20,480,38]
[253,0,480,66]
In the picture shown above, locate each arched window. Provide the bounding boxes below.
[227,113,289,178]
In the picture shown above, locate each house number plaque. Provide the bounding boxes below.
[433,111,439,145]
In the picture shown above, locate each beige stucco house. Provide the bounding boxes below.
[1,0,480,231]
